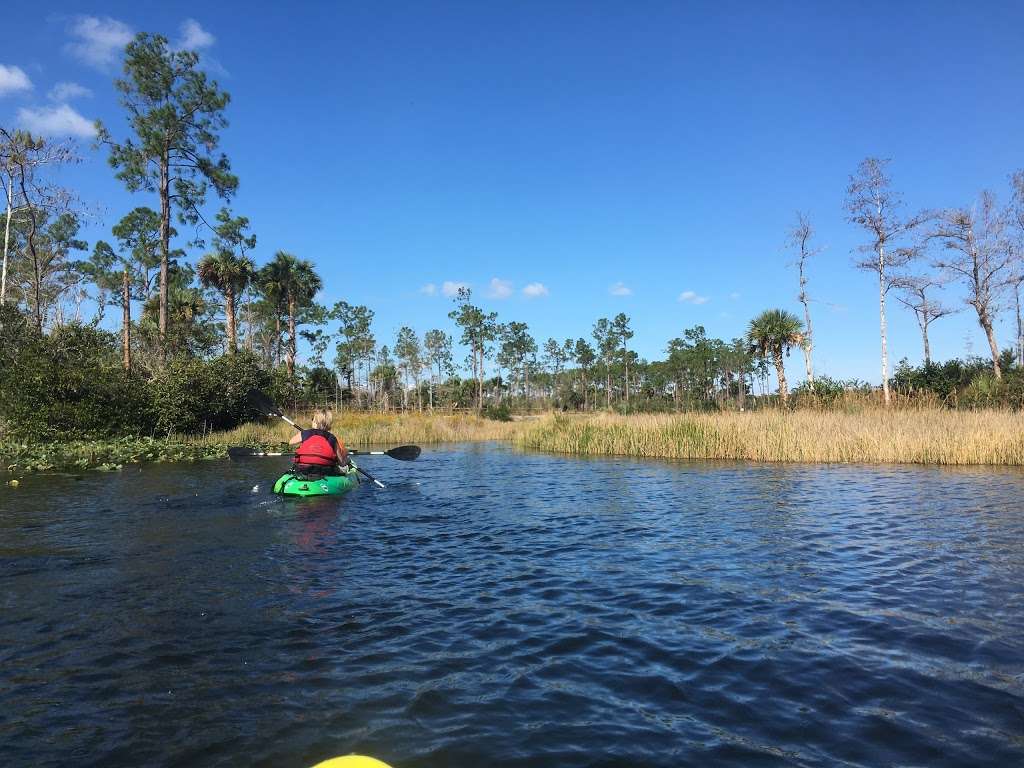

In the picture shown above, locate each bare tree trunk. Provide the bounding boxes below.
[225,287,237,354]
[1,178,12,306]
[773,349,789,405]
[1017,286,1023,369]
[122,267,131,372]
[624,354,630,406]
[477,347,484,411]
[800,300,813,384]
[158,148,170,364]
[274,315,282,366]
[606,368,611,408]
[981,313,1002,379]
[918,314,931,366]
[287,293,297,378]
[878,248,891,405]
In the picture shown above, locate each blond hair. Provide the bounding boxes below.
[311,410,333,431]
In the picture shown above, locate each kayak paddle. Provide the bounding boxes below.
[244,389,390,488]
[227,445,421,460]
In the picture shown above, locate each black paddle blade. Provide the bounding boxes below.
[385,445,421,461]
[246,389,281,417]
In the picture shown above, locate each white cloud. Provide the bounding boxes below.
[609,281,632,296]
[522,282,549,298]
[729,292,741,300]
[17,104,96,138]
[678,290,709,305]
[441,280,469,298]
[487,277,513,299]
[177,19,216,51]
[419,283,437,296]
[0,65,32,96]
[66,16,134,70]
[48,82,92,101]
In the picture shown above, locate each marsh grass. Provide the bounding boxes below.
[198,411,522,449]
[7,409,1024,473]
[514,410,1024,465]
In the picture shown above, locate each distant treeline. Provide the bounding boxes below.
[3,29,1024,443]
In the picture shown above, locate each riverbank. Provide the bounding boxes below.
[4,408,1024,475]
[1,414,519,474]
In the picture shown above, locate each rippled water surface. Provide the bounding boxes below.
[2,445,1023,767]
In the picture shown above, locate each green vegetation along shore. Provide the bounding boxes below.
[6,408,1024,477]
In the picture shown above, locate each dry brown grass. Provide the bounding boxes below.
[201,408,1024,465]
[202,411,521,448]
[513,410,1024,465]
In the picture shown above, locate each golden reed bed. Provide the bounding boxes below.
[206,409,1024,466]
[514,411,1024,466]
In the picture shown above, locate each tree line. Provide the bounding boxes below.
[3,29,1024,431]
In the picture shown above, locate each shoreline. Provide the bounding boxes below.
[4,409,1024,475]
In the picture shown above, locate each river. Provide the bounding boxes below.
[2,445,1022,767]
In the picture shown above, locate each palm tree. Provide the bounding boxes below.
[197,251,255,354]
[747,309,804,405]
[258,251,322,377]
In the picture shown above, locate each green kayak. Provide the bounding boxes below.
[273,465,360,497]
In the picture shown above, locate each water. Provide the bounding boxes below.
[2,445,1023,767]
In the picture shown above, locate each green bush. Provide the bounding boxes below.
[151,351,272,434]
[0,311,155,440]
[482,402,512,421]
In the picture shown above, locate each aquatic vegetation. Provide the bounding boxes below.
[0,437,228,473]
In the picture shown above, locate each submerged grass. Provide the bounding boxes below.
[514,410,1024,465]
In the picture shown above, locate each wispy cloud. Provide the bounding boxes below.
[65,16,134,70]
[442,280,469,298]
[487,277,513,299]
[678,290,709,305]
[0,64,32,97]
[522,282,548,298]
[176,19,215,51]
[729,291,741,300]
[17,103,96,138]
[419,283,437,296]
[609,282,632,296]
[48,81,92,101]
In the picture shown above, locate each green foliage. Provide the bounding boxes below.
[1,437,226,473]
[482,402,512,421]
[0,310,154,440]
[790,376,872,408]
[151,351,272,434]
[890,357,1024,409]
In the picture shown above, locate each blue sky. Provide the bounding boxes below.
[4,2,1023,383]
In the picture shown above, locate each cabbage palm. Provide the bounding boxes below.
[197,251,255,354]
[747,309,804,405]
[258,251,321,377]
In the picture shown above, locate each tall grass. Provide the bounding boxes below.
[197,412,521,448]
[193,408,1024,466]
[513,410,1024,465]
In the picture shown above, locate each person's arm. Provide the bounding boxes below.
[289,430,303,446]
[336,440,350,466]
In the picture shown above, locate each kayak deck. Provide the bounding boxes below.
[273,464,360,497]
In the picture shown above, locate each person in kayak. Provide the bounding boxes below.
[288,410,350,476]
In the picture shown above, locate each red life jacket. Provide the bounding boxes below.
[295,429,338,466]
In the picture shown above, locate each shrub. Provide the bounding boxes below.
[0,313,155,440]
[151,352,273,435]
[482,402,512,421]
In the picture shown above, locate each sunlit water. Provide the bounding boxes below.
[2,444,1023,767]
